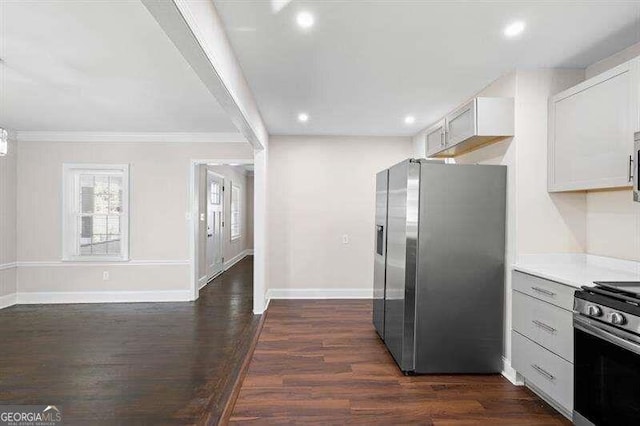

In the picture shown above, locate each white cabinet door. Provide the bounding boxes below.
[425,120,446,157]
[446,100,476,147]
[549,59,638,191]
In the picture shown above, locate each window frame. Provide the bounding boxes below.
[62,163,130,262]
[230,183,241,241]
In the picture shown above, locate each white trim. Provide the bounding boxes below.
[0,293,17,309]
[0,262,17,271]
[198,271,215,291]
[246,249,254,255]
[223,249,251,271]
[501,357,524,386]
[266,288,373,299]
[16,290,192,304]
[262,295,271,314]
[17,260,190,268]
[16,131,247,144]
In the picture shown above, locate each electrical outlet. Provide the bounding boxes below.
[103,271,110,281]
[342,234,349,244]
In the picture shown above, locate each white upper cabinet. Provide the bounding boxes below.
[548,58,639,192]
[424,120,446,157]
[424,97,514,158]
[446,100,477,147]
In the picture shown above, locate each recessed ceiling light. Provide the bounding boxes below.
[404,115,416,125]
[296,11,314,29]
[504,21,526,38]
[298,113,309,123]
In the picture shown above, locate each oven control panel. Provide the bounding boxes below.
[575,298,638,334]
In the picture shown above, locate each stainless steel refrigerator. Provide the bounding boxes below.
[373,159,506,374]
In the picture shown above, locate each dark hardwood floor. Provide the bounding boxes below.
[0,256,257,425]
[230,300,571,425]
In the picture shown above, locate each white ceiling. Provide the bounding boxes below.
[0,0,238,132]
[214,0,640,136]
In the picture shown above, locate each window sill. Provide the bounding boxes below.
[230,236,242,242]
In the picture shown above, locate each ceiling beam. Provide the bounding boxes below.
[142,0,268,150]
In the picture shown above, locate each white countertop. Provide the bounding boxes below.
[513,254,640,289]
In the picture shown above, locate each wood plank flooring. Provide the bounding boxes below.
[230,300,571,425]
[0,256,257,425]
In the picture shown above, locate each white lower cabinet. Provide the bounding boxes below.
[512,271,575,419]
[513,291,573,362]
[512,332,573,415]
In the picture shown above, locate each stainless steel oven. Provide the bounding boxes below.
[574,283,640,425]
[634,132,639,202]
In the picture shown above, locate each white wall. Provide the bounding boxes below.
[16,140,252,301]
[583,45,640,262]
[0,137,18,306]
[512,70,587,254]
[267,136,412,298]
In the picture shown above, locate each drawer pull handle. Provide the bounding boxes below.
[532,320,557,334]
[531,286,556,297]
[531,364,555,381]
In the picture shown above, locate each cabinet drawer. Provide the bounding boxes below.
[512,271,575,311]
[513,291,573,362]
[512,331,573,412]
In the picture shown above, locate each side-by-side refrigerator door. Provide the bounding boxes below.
[384,160,420,372]
[373,169,389,339]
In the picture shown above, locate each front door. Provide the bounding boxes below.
[206,171,224,279]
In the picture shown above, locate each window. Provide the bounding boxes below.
[63,164,129,261]
[231,183,241,240]
[210,181,221,205]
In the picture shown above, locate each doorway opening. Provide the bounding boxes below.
[191,160,255,301]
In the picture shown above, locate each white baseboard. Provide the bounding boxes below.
[16,290,193,305]
[267,288,373,299]
[501,356,524,385]
[223,249,252,271]
[0,293,18,309]
[198,275,209,290]
[246,249,254,255]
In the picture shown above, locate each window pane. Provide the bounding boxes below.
[80,175,95,214]
[78,214,121,256]
[210,182,220,205]
[94,176,110,214]
[109,176,122,214]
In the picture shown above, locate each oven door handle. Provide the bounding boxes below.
[574,315,640,356]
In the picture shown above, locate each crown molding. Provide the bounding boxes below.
[15,131,247,144]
